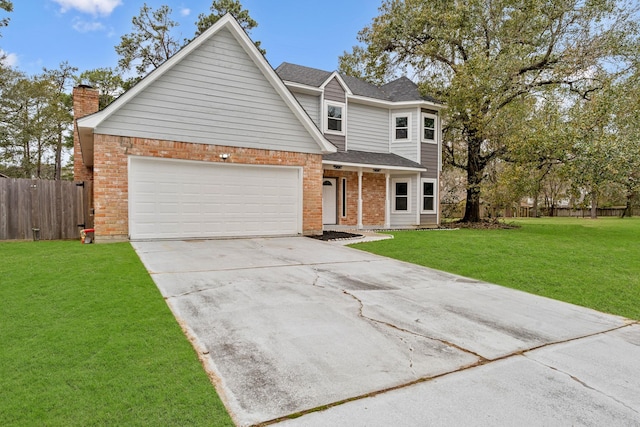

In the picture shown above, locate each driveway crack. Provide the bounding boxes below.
[341,289,488,362]
[526,357,640,416]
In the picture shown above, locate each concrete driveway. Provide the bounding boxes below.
[132,237,640,426]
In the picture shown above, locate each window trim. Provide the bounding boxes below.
[421,178,437,214]
[324,100,346,135]
[421,112,437,144]
[392,113,411,142]
[392,178,411,213]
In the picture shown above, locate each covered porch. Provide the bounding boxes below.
[321,150,428,230]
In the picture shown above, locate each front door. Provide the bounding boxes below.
[322,178,337,225]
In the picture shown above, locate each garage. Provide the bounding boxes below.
[128,156,302,240]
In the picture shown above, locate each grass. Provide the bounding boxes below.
[352,217,640,320]
[0,241,233,427]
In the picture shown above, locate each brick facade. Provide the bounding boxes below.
[323,170,386,227]
[72,86,99,182]
[92,134,323,241]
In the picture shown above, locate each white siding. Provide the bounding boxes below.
[347,103,389,153]
[293,92,321,128]
[97,28,321,154]
[390,175,418,227]
[390,109,419,162]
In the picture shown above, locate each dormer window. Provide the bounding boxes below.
[324,101,345,135]
[422,113,437,143]
[392,113,411,141]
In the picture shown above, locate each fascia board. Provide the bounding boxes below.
[282,81,324,95]
[347,94,444,110]
[323,160,426,172]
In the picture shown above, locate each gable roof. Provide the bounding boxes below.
[276,62,441,105]
[77,15,336,163]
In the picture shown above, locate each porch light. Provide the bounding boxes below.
[219,153,230,161]
[333,165,342,169]
[373,168,381,172]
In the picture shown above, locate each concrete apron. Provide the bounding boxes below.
[132,237,640,426]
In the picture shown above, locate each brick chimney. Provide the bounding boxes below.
[73,85,99,181]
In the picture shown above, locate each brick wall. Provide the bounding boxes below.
[72,86,99,182]
[362,173,386,225]
[323,170,386,227]
[93,134,323,241]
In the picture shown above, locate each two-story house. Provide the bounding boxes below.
[276,63,443,229]
[73,15,442,242]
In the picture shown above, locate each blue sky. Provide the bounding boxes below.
[0,0,382,77]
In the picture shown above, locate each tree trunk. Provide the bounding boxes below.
[590,192,597,219]
[462,137,483,223]
[622,192,633,218]
[55,124,62,180]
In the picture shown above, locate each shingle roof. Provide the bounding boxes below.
[275,62,333,87]
[275,62,441,104]
[323,150,426,170]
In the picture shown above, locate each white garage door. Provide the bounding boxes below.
[128,157,302,240]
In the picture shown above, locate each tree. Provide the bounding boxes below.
[566,79,619,219]
[339,0,639,222]
[0,66,76,179]
[194,0,264,54]
[76,67,124,110]
[43,62,77,180]
[0,0,12,34]
[610,73,640,217]
[115,3,181,80]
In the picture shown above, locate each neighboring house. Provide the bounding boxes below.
[275,63,443,229]
[74,15,443,242]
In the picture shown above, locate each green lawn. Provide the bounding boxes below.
[352,217,640,320]
[1,241,233,427]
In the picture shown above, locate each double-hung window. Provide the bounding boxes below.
[422,113,437,143]
[393,113,410,141]
[392,179,410,212]
[325,101,345,135]
[421,178,437,214]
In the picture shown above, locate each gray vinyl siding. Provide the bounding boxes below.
[325,133,345,151]
[390,175,418,227]
[96,28,322,154]
[420,213,438,224]
[390,110,419,163]
[324,78,345,102]
[420,143,439,178]
[293,92,321,128]
[347,103,389,153]
[420,139,440,225]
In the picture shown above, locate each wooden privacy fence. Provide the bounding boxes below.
[0,178,93,240]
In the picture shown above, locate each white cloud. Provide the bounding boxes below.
[0,49,18,67]
[52,0,122,16]
[72,17,105,32]
[180,8,191,17]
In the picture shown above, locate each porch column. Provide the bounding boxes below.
[357,169,363,229]
[416,172,422,226]
[385,171,391,228]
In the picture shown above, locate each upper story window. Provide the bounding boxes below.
[325,101,345,135]
[422,113,437,143]
[393,113,411,141]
